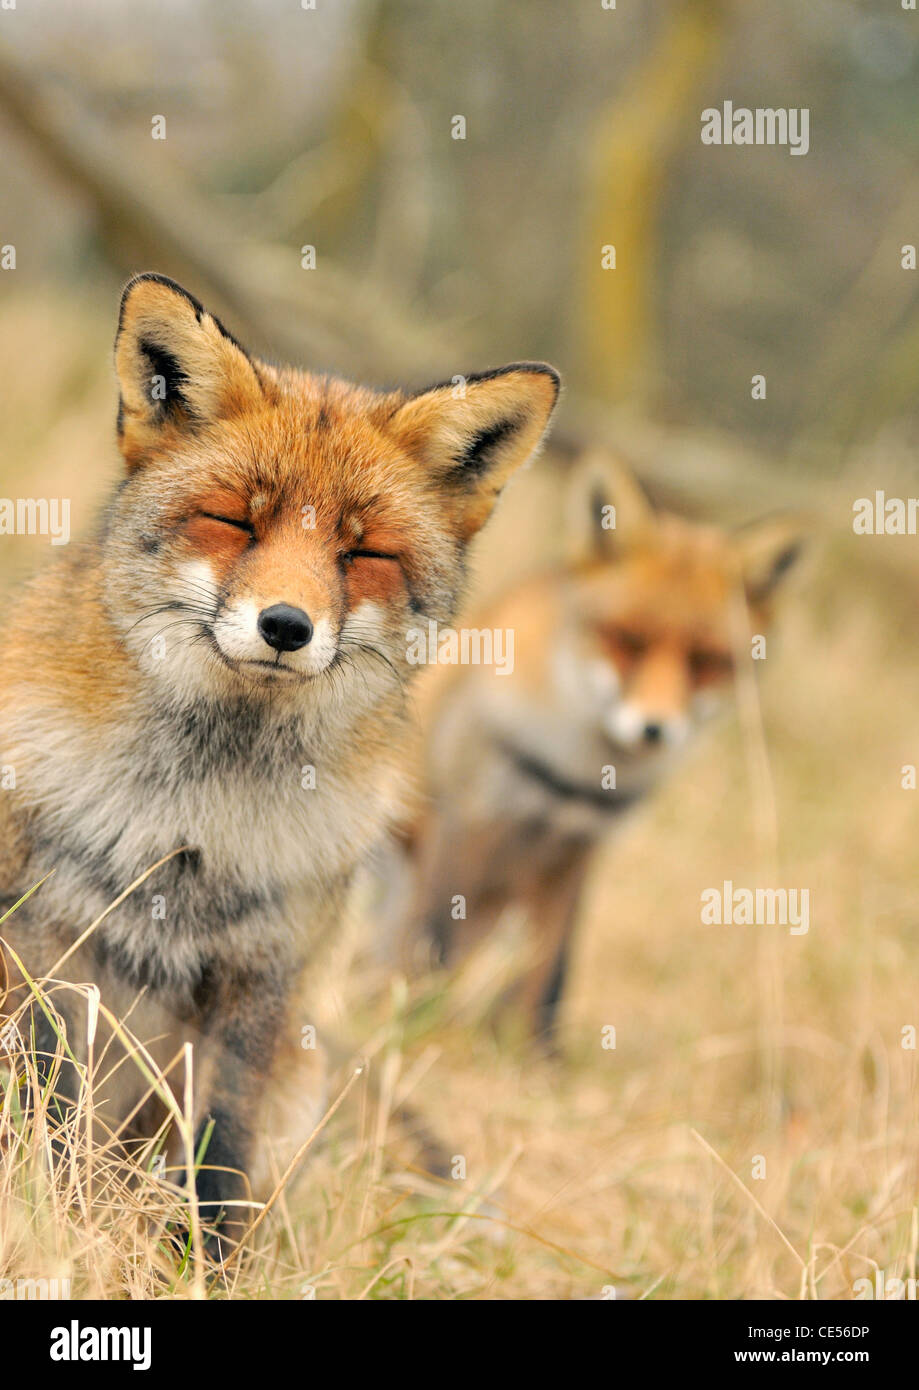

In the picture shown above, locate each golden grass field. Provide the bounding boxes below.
[2,289,918,1300]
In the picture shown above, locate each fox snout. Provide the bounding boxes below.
[604,697,691,752]
[210,579,339,682]
[604,641,694,752]
[205,519,343,680]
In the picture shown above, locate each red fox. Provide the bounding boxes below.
[0,273,559,1251]
[403,449,806,1040]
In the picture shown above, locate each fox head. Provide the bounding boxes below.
[107,273,559,705]
[557,450,806,769]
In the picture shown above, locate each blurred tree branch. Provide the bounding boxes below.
[0,19,833,519]
[0,41,454,384]
[575,0,729,408]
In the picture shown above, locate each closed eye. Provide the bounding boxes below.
[341,549,399,564]
[603,625,648,656]
[200,512,255,535]
[690,649,733,680]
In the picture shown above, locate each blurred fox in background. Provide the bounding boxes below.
[400,450,807,1042]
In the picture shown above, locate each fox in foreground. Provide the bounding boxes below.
[404,451,806,1040]
[0,273,559,1253]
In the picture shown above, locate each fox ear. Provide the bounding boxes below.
[566,449,654,564]
[114,274,264,468]
[734,514,808,606]
[390,364,560,540]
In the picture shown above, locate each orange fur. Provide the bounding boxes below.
[0,273,560,1248]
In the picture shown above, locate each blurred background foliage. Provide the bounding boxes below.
[2,0,919,472]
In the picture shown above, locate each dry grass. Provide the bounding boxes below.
[2,289,919,1299]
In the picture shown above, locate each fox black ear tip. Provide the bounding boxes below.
[539,362,562,400]
[120,272,164,304]
[115,274,217,353]
[513,361,562,395]
[117,272,201,325]
[117,272,170,333]
[117,274,148,330]
[122,271,188,296]
[496,360,563,406]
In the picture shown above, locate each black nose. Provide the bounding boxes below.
[257,603,313,652]
[643,721,663,745]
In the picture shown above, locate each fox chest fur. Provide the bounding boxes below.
[6,670,403,1005]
